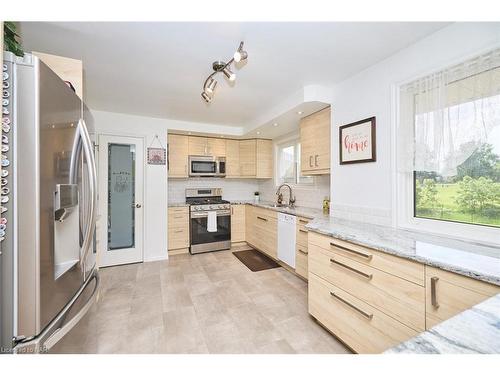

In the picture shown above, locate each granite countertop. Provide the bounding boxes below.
[232,200,328,219]
[168,202,189,207]
[385,293,500,354]
[306,216,500,286]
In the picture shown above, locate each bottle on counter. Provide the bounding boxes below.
[323,196,330,214]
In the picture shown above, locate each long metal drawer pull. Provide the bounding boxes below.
[330,242,372,259]
[298,248,308,255]
[299,219,309,224]
[330,258,373,280]
[257,216,268,221]
[299,229,308,233]
[431,276,439,308]
[330,291,373,320]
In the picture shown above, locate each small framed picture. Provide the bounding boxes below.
[339,117,376,164]
[147,147,166,165]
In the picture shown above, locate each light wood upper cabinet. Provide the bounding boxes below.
[239,140,257,177]
[33,51,83,100]
[168,134,189,178]
[256,139,273,179]
[300,107,331,175]
[425,266,500,329]
[208,138,226,157]
[188,136,209,156]
[225,139,240,178]
[188,136,226,157]
[169,135,271,178]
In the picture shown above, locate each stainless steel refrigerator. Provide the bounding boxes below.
[1,51,99,353]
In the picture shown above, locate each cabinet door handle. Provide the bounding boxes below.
[330,258,373,280]
[431,276,439,308]
[299,219,309,224]
[174,230,184,233]
[231,206,234,215]
[330,292,373,320]
[315,155,319,167]
[299,229,308,233]
[298,248,308,255]
[330,242,372,259]
[257,216,268,222]
[309,156,313,167]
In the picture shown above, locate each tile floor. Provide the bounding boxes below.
[51,248,351,354]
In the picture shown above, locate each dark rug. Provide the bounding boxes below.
[233,249,281,272]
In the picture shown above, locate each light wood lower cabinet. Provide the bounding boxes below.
[168,207,189,254]
[245,206,277,259]
[309,273,418,354]
[309,232,425,286]
[425,266,500,329]
[231,204,245,243]
[295,217,310,280]
[309,243,425,331]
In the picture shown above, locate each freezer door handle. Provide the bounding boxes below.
[69,118,97,279]
[78,118,98,279]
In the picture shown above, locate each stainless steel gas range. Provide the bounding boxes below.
[186,188,231,254]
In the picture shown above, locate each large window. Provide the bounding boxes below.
[277,140,313,185]
[399,49,500,234]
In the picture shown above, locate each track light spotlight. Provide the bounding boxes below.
[201,92,212,103]
[222,66,236,81]
[205,77,217,94]
[201,41,247,103]
[234,49,248,63]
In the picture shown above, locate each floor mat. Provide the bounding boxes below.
[233,249,281,272]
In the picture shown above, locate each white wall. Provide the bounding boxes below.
[168,178,259,203]
[329,22,500,226]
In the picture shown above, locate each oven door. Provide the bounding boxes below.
[190,210,231,253]
[189,156,217,177]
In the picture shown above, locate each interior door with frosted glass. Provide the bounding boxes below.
[98,135,144,267]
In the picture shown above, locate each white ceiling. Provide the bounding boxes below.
[19,22,449,129]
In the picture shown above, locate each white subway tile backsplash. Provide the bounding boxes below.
[168,178,259,203]
[257,175,331,209]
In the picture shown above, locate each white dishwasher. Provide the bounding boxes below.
[277,213,297,268]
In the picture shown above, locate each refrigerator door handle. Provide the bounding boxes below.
[78,118,97,278]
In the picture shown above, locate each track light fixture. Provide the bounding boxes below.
[201,41,248,103]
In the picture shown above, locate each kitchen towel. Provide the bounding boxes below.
[207,211,217,232]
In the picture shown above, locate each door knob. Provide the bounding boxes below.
[134,203,142,208]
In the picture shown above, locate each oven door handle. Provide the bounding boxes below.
[191,210,231,218]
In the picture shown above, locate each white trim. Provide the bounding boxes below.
[143,254,168,263]
[97,133,147,266]
[392,46,500,246]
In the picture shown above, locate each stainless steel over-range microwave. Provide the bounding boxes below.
[188,156,226,177]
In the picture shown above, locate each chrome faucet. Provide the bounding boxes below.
[276,183,296,207]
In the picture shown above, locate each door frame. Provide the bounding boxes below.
[97,133,145,267]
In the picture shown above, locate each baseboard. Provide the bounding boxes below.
[144,254,168,262]
[168,247,189,256]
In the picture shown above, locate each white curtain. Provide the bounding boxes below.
[399,48,500,177]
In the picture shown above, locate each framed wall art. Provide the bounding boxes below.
[339,116,376,164]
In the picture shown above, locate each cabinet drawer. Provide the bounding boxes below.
[253,206,277,221]
[309,232,424,285]
[168,227,189,250]
[309,244,425,331]
[308,273,418,353]
[296,244,308,279]
[425,266,500,328]
[297,226,308,247]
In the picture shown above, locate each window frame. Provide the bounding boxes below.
[274,135,314,188]
[393,82,500,246]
